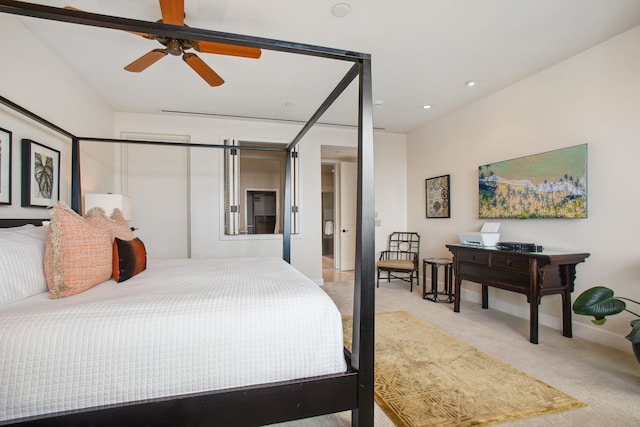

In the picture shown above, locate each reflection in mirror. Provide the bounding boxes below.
[224,140,298,235]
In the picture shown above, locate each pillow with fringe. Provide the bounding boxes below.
[85,207,135,241]
[44,203,112,298]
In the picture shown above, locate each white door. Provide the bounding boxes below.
[124,142,189,258]
[339,161,357,271]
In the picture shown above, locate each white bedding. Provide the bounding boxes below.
[0,257,347,422]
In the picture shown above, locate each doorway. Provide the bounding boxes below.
[246,190,278,234]
[321,164,336,280]
[320,145,357,283]
[321,189,334,256]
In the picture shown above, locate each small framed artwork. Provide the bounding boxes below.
[21,139,60,208]
[0,127,12,205]
[425,174,450,218]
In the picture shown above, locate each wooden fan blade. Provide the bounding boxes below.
[159,0,185,25]
[124,49,167,72]
[194,41,262,59]
[183,53,224,86]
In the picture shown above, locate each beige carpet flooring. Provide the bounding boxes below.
[274,278,640,427]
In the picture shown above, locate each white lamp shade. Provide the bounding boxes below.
[84,194,132,220]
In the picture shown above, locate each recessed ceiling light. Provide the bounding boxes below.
[465,80,477,87]
[284,102,293,108]
[423,104,432,109]
[373,100,384,107]
[331,3,351,17]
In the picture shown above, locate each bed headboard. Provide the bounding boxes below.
[0,218,47,228]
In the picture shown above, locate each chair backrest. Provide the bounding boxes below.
[388,232,420,258]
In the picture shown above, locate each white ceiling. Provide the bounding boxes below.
[13,0,640,134]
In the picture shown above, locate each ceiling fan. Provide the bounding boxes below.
[66,0,261,86]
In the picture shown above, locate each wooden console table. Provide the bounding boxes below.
[446,244,590,344]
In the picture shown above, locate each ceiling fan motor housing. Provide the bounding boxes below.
[166,39,183,55]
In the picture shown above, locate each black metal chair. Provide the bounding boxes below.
[376,232,420,291]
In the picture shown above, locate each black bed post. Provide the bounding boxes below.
[352,55,375,427]
[283,148,292,263]
[71,136,81,214]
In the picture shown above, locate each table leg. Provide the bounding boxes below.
[560,264,574,338]
[481,285,489,309]
[431,265,439,300]
[530,259,540,344]
[454,275,461,312]
[444,266,449,301]
[530,300,539,344]
[422,261,427,299]
[562,287,573,338]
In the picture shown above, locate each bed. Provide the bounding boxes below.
[0,1,375,426]
[1,251,347,422]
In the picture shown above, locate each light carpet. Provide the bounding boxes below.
[342,311,586,427]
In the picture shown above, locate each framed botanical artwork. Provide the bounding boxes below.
[21,139,60,208]
[0,127,12,205]
[425,174,450,218]
[479,144,587,219]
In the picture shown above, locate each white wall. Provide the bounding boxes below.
[0,15,115,219]
[115,112,408,283]
[373,132,409,256]
[407,25,640,352]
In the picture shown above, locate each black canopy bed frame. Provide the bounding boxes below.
[0,1,375,426]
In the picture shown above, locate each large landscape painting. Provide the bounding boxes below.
[479,144,587,219]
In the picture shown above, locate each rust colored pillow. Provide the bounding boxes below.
[113,237,147,283]
[44,203,112,298]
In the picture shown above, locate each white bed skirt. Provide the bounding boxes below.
[0,257,347,422]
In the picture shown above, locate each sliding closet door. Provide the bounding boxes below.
[124,143,189,258]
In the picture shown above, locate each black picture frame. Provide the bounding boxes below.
[425,174,450,218]
[21,138,60,208]
[0,127,12,205]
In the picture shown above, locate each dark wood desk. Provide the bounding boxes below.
[446,244,589,344]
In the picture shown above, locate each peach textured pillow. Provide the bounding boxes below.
[85,207,135,241]
[44,203,113,298]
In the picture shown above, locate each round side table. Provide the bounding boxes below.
[422,258,454,303]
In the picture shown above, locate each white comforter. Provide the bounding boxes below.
[0,257,347,422]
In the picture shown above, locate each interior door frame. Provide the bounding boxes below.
[331,161,342,269]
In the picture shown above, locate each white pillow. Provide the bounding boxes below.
[0,224,35,232]
[0,225,49,305]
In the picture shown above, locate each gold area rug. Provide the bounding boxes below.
[342,311,586,427]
